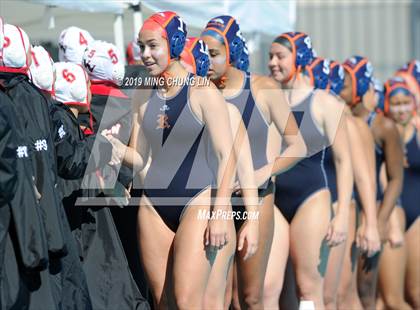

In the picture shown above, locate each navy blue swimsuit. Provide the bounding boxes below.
[220,72,273,229]
[367,112,385,201]
[226,72,270,180]
[142,75,214,232]
[275,91,329,223]
[324,147,338,203]
[400,130,420,230]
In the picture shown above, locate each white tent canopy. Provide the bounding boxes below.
[142,0,295,36]
[19,0,295,71]
[30,0,141,14]
[29,0,295,35]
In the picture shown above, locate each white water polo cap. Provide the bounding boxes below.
[1,24,30,69]
[29,45,55,92]
[58,26,93,64]
[54,62,89,107]
[82,40,125,86]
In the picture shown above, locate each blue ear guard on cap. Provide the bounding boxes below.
[296,34,314,68]
[204,15,244,63]
[356,60,373,98]
[306,58,330,90]
[413,60,420,85]
[195,53,210,77]
[234,38,249,72]
[191,39,210,77]
[372,77,385,111]
[166,16,187,58]
[281,32,314,68]
[149,12,187,59]
[329,62,345,95]
[229,35,244,63]
[344,55,373,99]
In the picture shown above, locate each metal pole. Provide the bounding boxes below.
[132,2,143,40]
[114,13,126,64]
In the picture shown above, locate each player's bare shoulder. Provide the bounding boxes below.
[132,86,153,115]
[316,89,344,111]
[377,112,395,130]
[250,73,285,111]
[251,74,280,91]
[315,88,338,105]
[352,113,370,132]
[191,75,212,89]
[189,75,219,104]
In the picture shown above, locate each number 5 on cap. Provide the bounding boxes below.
[108,49,118,64]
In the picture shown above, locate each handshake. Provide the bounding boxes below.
[100,123,145,173]
[101,124,126,167]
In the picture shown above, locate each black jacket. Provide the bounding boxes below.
[0,89,48,271]
[1,73,66,255]
[0,73,92,310]
[73,83,150,310]
[50,99,113,181]
[0,93,18,205]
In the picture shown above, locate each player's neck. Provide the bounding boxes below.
[287,74,312,105]
[166,60,188,79]
[159,61,189,97]
[224,66,244,88]
[351,102,369,119]
[293,73,312,90]
[399,121,414,142]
